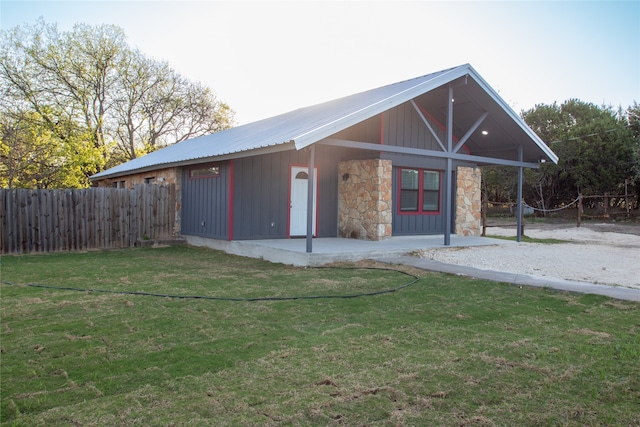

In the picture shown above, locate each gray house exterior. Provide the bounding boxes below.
[91,64,558,251]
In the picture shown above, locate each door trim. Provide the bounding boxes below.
[288,165,318,237]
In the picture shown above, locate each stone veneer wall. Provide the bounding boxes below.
[95,167,179,190]
[455,166,482,236]
[95,167,182,237]
[338,159,392,241]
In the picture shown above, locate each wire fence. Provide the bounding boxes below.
[482,192,637,235]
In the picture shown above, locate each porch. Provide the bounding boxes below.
[184,234,507,267]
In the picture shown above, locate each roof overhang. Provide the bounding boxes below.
[291,64,558,166]
[90,64,557,182]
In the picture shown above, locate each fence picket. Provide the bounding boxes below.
[0,185,176,254]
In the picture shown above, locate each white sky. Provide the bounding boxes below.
[2,0,639,125]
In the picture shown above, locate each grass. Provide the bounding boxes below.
[486,234,569,244]
[1,246,639,426]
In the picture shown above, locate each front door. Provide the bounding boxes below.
[289,166,317,236]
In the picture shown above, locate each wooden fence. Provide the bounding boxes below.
[1,185,176,254]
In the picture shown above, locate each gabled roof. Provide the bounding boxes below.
[91,64,557,181]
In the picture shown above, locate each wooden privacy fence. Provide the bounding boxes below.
[1,185,176,254]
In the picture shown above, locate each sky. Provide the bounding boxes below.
[1,0,639,125]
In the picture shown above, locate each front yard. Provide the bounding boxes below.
[1,246,638,426]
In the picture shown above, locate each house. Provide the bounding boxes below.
[90,64,558,253]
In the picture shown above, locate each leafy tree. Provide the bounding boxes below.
[0,110,103,188]
[482,100,637,212]
[0,19,234,188]
[628,102,640,182]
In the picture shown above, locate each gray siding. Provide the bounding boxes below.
[181,163,230,239]
[232,146,366,240]
[382,102,458,236]
[180,100,473,241]
[383,102,445,150]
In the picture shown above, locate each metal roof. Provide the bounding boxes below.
[90,64,557,181]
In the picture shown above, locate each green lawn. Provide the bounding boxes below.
[1,246,639,426]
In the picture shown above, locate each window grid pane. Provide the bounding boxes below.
[423,171,439,190]
[401,169,419,189]
[423,190,439,211]
[400,190,419,211]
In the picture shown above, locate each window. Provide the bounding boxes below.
[399,168,440,213]
[189,164,220,179]
[144,177,155,184]
[118,181,125,188]
[422,171,440,211]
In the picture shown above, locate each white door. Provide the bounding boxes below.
[289,166,317,236]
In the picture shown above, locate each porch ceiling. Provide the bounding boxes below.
[413,78,550,166]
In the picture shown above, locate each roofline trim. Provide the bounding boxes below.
[291,65,471,150]
[89,142,296,181]
[463,66,559,164]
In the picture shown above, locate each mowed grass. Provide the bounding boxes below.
[1,246,639,426]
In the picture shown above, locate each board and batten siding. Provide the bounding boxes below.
[232,146,369,240]
[381,102,464,236]
[181,162,231,239]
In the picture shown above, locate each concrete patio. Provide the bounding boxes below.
[184,234,508,266]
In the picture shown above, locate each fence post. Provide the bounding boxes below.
[577,193,583,227]
[481,198,487,237]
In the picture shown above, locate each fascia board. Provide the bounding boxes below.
[89,142,296,181]
[465,65,559,164]
[291,65,473,151]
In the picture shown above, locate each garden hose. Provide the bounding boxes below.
[1,266,420,302]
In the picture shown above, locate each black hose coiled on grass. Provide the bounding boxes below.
[1,267,420,302]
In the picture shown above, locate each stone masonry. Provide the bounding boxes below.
[455,166,482,236]
[338,159,392,241]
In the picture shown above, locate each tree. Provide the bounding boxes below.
[520,100,636,206]
[482,100,637,212]
[110,54,234,165]
[0,19,235,188]
[0,110,103,188]
[628,103,640,182]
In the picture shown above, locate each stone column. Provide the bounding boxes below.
[338,159,392,241]
[455,166,482,236]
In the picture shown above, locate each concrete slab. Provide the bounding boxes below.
[183,234,640,302]
[184,234,506,266]
[376,255,640,302]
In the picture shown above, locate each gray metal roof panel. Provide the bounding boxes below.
[91,64,556,180]
[91,66,461,180]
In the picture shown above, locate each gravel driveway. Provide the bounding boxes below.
[419,221,640,289]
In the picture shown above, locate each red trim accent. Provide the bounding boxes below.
[227,160,234,241]
[396,168,442,216]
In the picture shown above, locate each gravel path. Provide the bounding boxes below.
[419,224,640,289]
